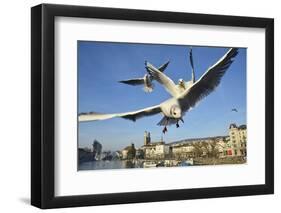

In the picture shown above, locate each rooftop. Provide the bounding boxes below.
[238,124,247,130]
[229,123,247,130]
[141,141,165,148]
[168,136,227,146]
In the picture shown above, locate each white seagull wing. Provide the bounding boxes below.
[79,104,162,122]
[179,48,238,111]
[118,78,144,86]
[145,61,178,97]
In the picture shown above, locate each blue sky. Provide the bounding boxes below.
[78,41,246,151]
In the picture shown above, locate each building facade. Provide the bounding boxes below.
[121,125,247,161]
[225,124,247,157]
[172,143,195,159]
[143,142,170,159]
[171,136,227,159]
[122,143,136,160]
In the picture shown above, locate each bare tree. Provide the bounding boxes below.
[192,139,225,158]
[192,142,205,157]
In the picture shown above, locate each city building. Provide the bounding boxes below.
[92,140,102,160]
[172,143,195,159]
[100,151,113,161]
[114,151,122,159]
[122,143,136,160]
[143,141,170,159]
[144,131,151,145]
[141,132,170,159]
[171,136,227,159]
[135,148,144,159]
[121,124,247,161]
[225,124,247,157]
[78,147,93,163]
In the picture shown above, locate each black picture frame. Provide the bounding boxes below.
[31,3,274,209]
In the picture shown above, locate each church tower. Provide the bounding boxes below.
[144,131,151,145]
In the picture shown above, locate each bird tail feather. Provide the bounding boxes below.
[143,83,154,93]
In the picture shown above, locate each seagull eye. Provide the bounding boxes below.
[174,112,177,115]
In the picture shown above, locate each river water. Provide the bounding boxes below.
[78,160,143,170]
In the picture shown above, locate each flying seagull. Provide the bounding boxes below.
[79,48,238,134]
[145,48,196,97]
[118,60,170,93]
[231,108,238,112]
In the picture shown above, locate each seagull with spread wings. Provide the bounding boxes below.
[79,48,238,133]
[145,48,196,97]
[118,60,170,93]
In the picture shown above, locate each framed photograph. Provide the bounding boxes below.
[31,4,274,209]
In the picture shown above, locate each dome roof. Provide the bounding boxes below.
[229,123,237,129]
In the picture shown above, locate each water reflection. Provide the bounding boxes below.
[78,160,142,170]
